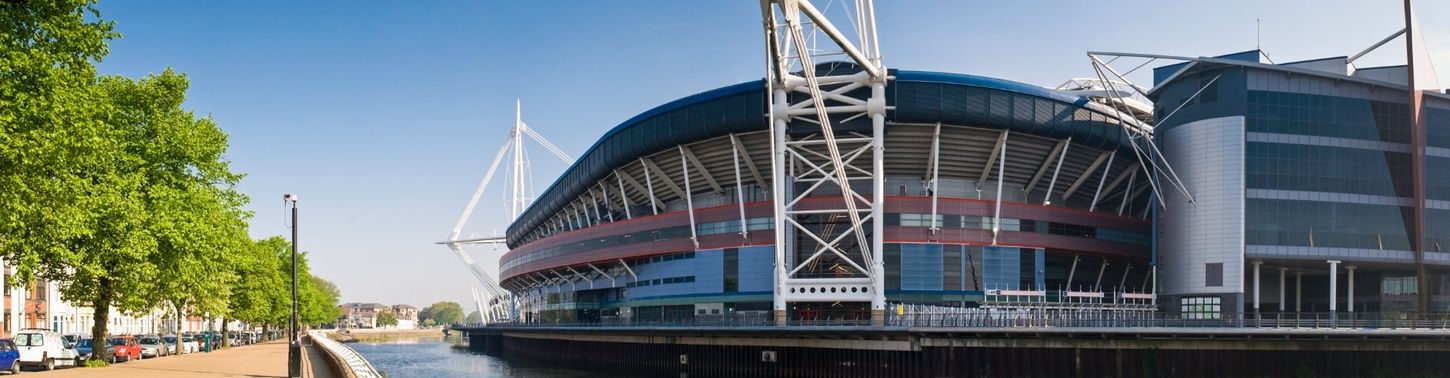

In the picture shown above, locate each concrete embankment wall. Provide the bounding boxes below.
[462,327,1450,377]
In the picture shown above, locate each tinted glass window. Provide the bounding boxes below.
[77,339,92,347]
[15,334,41,347]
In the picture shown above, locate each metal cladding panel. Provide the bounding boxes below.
[737,246,774,292]
[507,70,1151,247]
[1159,116,1246,296]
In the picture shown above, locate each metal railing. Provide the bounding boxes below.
[307,331,382,378]
[460,311,1450,331]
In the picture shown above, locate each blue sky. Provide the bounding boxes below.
[93,1,1448,308]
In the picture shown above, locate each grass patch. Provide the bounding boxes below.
[84,359,109,368]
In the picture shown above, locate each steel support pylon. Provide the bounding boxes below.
[761,0,889,326]
[439,101,574,324]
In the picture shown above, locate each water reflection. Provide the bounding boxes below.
[349,339,614,378]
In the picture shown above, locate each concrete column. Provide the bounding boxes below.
[1327,260,1340,319]
[1346,266,1356,313]
[1295,271,1303,313]
[1278,268,1286,312]
[1251,261,1262,315]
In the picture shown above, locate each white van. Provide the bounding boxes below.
[15,329,81,370]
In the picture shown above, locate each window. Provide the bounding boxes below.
[724,248,739,293]
[1382,275,1418,295]
[14,333,41,347]
[1199,78,1217,103]
[1180,296,1222,320]
[898,213,942,228]
[1205,263,1223,287]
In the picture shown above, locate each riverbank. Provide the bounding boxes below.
[328,328,447,343]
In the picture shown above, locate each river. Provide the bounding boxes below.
[349,338,624,378]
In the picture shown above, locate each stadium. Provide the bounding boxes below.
[494,64,1160,322]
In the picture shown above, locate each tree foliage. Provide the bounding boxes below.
[0,0,118,291]
[376,310,398,328]
[419,301,464,326]
[0,2,342,361]
[465,310,482,324]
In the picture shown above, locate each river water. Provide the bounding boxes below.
[349,338,618,378]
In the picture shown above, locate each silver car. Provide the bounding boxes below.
[137,335,169,358]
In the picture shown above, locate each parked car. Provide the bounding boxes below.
[77,337,120,360]
[60,334,78,348]
[0,339,19,374]
[170,335,199,354]
[108,336,141,362]
[182,333,203,352]
[15,330,81,370]
[75,339,93,359]
[137,335,169,358]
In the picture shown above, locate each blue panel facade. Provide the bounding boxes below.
[899,244,944,291]
[736,246,774,293]
[983,246,1021,291]
[623,251,720,300]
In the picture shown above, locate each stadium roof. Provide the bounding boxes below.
[505,68,1153,246]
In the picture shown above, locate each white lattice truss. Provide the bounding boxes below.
[762,0,890,313]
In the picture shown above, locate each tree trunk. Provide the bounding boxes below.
[220,316,229,349]
[90,277,112,362]
[172,301,185,355]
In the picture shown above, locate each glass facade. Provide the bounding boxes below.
[1246,90,1410,143]
[1246,143,1413,197]
[1244,198,1413,250]
[1154,56,1450,315]
[885,244,1054,294]
[1242,90,1416,252]
[885,213,1151,246]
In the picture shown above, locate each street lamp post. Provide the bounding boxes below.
[284,194,300,378]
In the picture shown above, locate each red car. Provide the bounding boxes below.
[108,336,141,363]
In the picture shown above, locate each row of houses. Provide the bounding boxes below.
[0,278,229,338]
[338,303,419,329]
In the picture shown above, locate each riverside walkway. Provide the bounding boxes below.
[42,339,337,378]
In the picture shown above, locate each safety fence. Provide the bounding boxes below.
[462,309,1450,331]
[307,330,383,378]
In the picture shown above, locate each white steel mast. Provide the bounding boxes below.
[440,101,573,324]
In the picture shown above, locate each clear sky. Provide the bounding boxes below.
[92,1,1449,309]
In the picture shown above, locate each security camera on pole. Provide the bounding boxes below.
[284,194,301,378]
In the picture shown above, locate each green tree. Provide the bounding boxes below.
[242,237,340,337]
[1,2,255,361]
[298,265,341,326]
[222,237,285,350]
[465,310,482,324]
[419,301,465,326]
[312,276,341,302]
[58,70,247,361]
[376,310,398,328]
[0,1,119,359]
[0,2,119,274]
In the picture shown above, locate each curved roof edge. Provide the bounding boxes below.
[504,69,1149,246]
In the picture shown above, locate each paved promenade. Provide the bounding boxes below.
[42,340,334,378]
